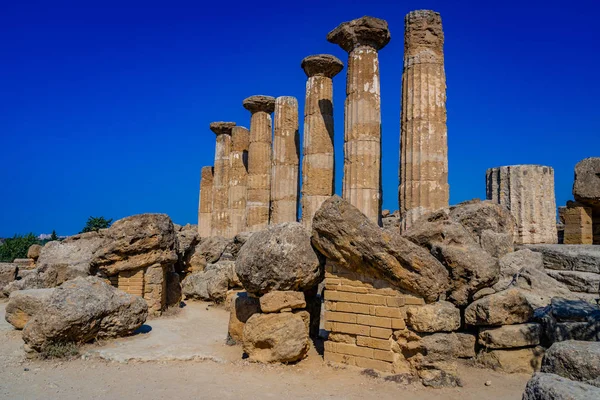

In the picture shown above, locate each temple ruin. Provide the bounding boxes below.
[197,166,213,237]
[210,122,236,238]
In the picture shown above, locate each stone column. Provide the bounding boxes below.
[198,166,214,237]
[327,16,390,225]
[210,121,236,237]
[229,126,250,235]
[399,10,449,232]
[559,205,593,244]
[486,165,558,244]
[271,96,300,224]
[300,54,344,230]
[243,95,276,232]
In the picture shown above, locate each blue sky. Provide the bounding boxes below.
[1,0,599,237]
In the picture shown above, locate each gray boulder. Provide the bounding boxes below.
[5,288,54,329]
[0,263,17,295]
[181,261,239,302]
[546,270,600,294]
[447,199,516,246]
[573,157,600,205]
[312,196,449,303]
[186,236,230,273]
[541,341,600,386]
[495,249,544,291]
[523,373,600,400]
[174,224,200,273]
[417,332,476,362]
[523,244,600,273]
[406,301,461,333]
[22,277,147,352]
[465,288,534,326]
[27,244,42,261]
[535,299,600,344]
[478,323,541,349]
[237,222,323,296]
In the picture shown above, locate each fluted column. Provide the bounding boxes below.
[229,126,250,235]
[327,16,390,225]
[210,121,235,237]
[271,96,300,224]
[486,165,558,244]
[243,95,276,232]
[300,54,343,229]
[399,10,449,232]
[198,166,214,237]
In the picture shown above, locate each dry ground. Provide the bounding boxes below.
[0,299,530,400]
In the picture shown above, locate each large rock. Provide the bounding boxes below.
[403,212,476,249]
[573,157,600,205]
[465,288,534,326]
[27,244,42,261]
[478,323,541,349]
[242,312,309,363]
[186,236,230,273]
[546,270,600,293]
[478,347,544,373]
[5,288,55,329]
[541,341,600,385]
[182,261,239,303]
[416,332,476,362]
[91,214,177,276]
[237,222,323,296]
[0,263,17,295]
[22,277,147,352]
[228,292,261,344]
[510,264,579,309]
[174,224,200,273]
[524,244,600,273]
[312,196,449,303]
[259,291,306,313]
[535,298,600,344]
[406,301,461,333]
[523,373,600,400]
[494,249,544,291]
[447,199,516,245]
[221,232,253,261]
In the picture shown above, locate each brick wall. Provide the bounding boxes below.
[323,262,424,373]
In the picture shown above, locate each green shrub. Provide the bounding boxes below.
[80,216,113,233]
[0,233,40,262]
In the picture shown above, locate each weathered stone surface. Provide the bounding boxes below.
[165,270,182,307]
[524,244,600,273]
[494,249,544,291]
[5,288,54,329]
[403,213,476,248]
[243,312,309,363]
[221,232,252,261]
[328,17,389,224]
[542,341,600,385]
[399,10,448,231]
[406,301,460,333]
[181,261,239,303]
[198,166,214,237]
[448,200,517,244]
[22,277,147,352]
[27,244,42,261]
[480,229,514,258]
[91,214,177,276]
[260,291,306,313]
[573,158,600,205]
[186,236,230,273]
[228,292,261,344]
[478,347,544,374]
[210,121,235,238]
[523,373,600,400]
[546,270,600,293]
[312,196,449,303]
[242,95,276,114]
[465,288,534,326]
[301,54,343,78]
[535,298,600,344]
[560,206,593,244]
[236,222,323,296]
[509,265,577,309]
[479,323,541,349]
[229,126,250,236]
[418,365,462,388]
[416,333,476,362]
[0,263,17,294]
[174,224,200,273]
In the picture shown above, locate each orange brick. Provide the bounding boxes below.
[374,306,403,318]
[357,315,392,328]
[325,284,340,291]
[324,301,336,311]
[373,349,395,362]
[356,336,391,351]
[391,318,406,330]
[355,294,387,305]
[385,297,406,307]
[367,287,398,296]
[337,285,368,294]
[324,351,356,366]
[324,341,336,353]
[370,327,393,339]
[404,296,425,306]
[336,302,370,315]
[326,278,341,285]
[339,278,370,288]
[324,290,357,303]
[355,356,393,372]
[324,311,356,324]
[327,322,370,336]
[335,342,374,358]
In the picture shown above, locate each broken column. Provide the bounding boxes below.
[327,16,390,225]
[229,126,250,236]
[300,54,344,229]
[573,157,600,244]
[399,10,449,231]
[198,166,214,237]
[271,96,300,224]
[243,95,276,232]
[559,204,593,244]
[210,122,236,238]
[486,165,558,244]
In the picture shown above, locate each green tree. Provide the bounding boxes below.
[50,230,59,241]
[0,233,40,262]
[80,216,113,233]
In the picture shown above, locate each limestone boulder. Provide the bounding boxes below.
[221,232,253,261]
[181,261,239,303]
[523,373,600,400]
[573,157,600,205]
[27,244,42,261]
[260,291,306,313]
[480,229,514,258]
[228,292,261,344]
[524,244,600,273]
[494,249,544,291]
[22,277,147,352]
[416,333,476,363]
[478,323,541,349]
[243,312,309,363]
[237,222,323,296]
[91,214,178,276]
[546,270,600,293]
[402,212,476,249]
[0,263,17,295]
[186,236,230,273]
[541,341,600,386]
[478,347,544,374]
[312,196,449,303]
[509,264,578,309]
[406,301,460,333]
[465,288,534,326]
[174,224,200,273]
[5,288,54,329]
[448,199,516,245]
[534,299,600,344]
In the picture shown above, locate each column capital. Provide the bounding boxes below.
[327,16,390,53]
[209,122,236,135]
[301,54,344,78]
[243,95,276,114]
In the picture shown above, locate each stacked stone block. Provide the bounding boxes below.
[486,165,558,244]
[229,126,250,235]
[109,264,167,317]
[271,96,300,224]
[573,157,600,244]
[559,205,593,245]
[198,166,214,237]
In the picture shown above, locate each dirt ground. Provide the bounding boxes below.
[0,300,531,400]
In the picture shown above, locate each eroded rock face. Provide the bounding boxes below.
[479,323,541,349]
[573,158,600,205]
[181,261,239,303]
[523,373,600,400]
[312,196,449,303]
[494,249,544,291]
[448,200,516,245]
[535,298,600,344]
[27,244,42,261]
[406,301,460,333]
[524,244,600,274]
[186,236,230,273]
[0,263,17,295]
[465,288,534,326]
[5,288,54,329]
[242,312,309,363]
[236,222,323,296]
[22,277,147,352]
[91,214,177,276]
[228,292,261,344]
[174,224,200,273]
[541,341,600,385]
[478,347,544,374]
[259,291,306,313]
